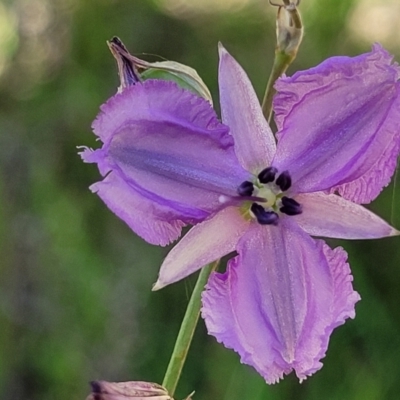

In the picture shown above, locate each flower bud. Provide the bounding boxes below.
[273,1,303,58]
[140,60,213,104]
[107,37,212,103]
[108,37,141,92]
[86,380,173,400]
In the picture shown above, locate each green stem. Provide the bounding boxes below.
[261,50,294,124]
[162,261,219,397]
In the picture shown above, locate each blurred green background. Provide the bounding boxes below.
[1,0,400,399]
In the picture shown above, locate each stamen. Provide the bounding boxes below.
[280,196,302,215]
[237,180,254,196]
[258,166,278,184]
[251,203,279,225]
[276,170,292,191]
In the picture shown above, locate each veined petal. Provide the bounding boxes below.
[218,44,276,173]
[295,192,399,239]
[90,172,186,246]
[272,45,400,199]
[329,101,400,203]
[202,220,360,383]
[92,80,249,218]
[154,207,250,289]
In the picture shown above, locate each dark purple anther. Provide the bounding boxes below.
[280,196,302,216]
[251,203,279,225]
[238,180,254,196]
[276,170,292,191]
[258,166,278,184]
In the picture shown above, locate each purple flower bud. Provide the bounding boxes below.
[86,381,172,400]
[107,37,141,92]
[107,37,212,102]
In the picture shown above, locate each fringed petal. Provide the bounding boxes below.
[202,220,360,383]
[90,172,186,246]
[329,100,400,203]
[272,45,400,200]
[88,79,250,222]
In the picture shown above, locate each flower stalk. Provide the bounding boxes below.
[162,261,219,397]
[262,0,303,123]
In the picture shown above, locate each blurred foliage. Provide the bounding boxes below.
[1,0,400,399]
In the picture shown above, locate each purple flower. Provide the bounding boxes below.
[82,44,400,383]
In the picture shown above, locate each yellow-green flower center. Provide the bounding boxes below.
[237,168,302,225]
